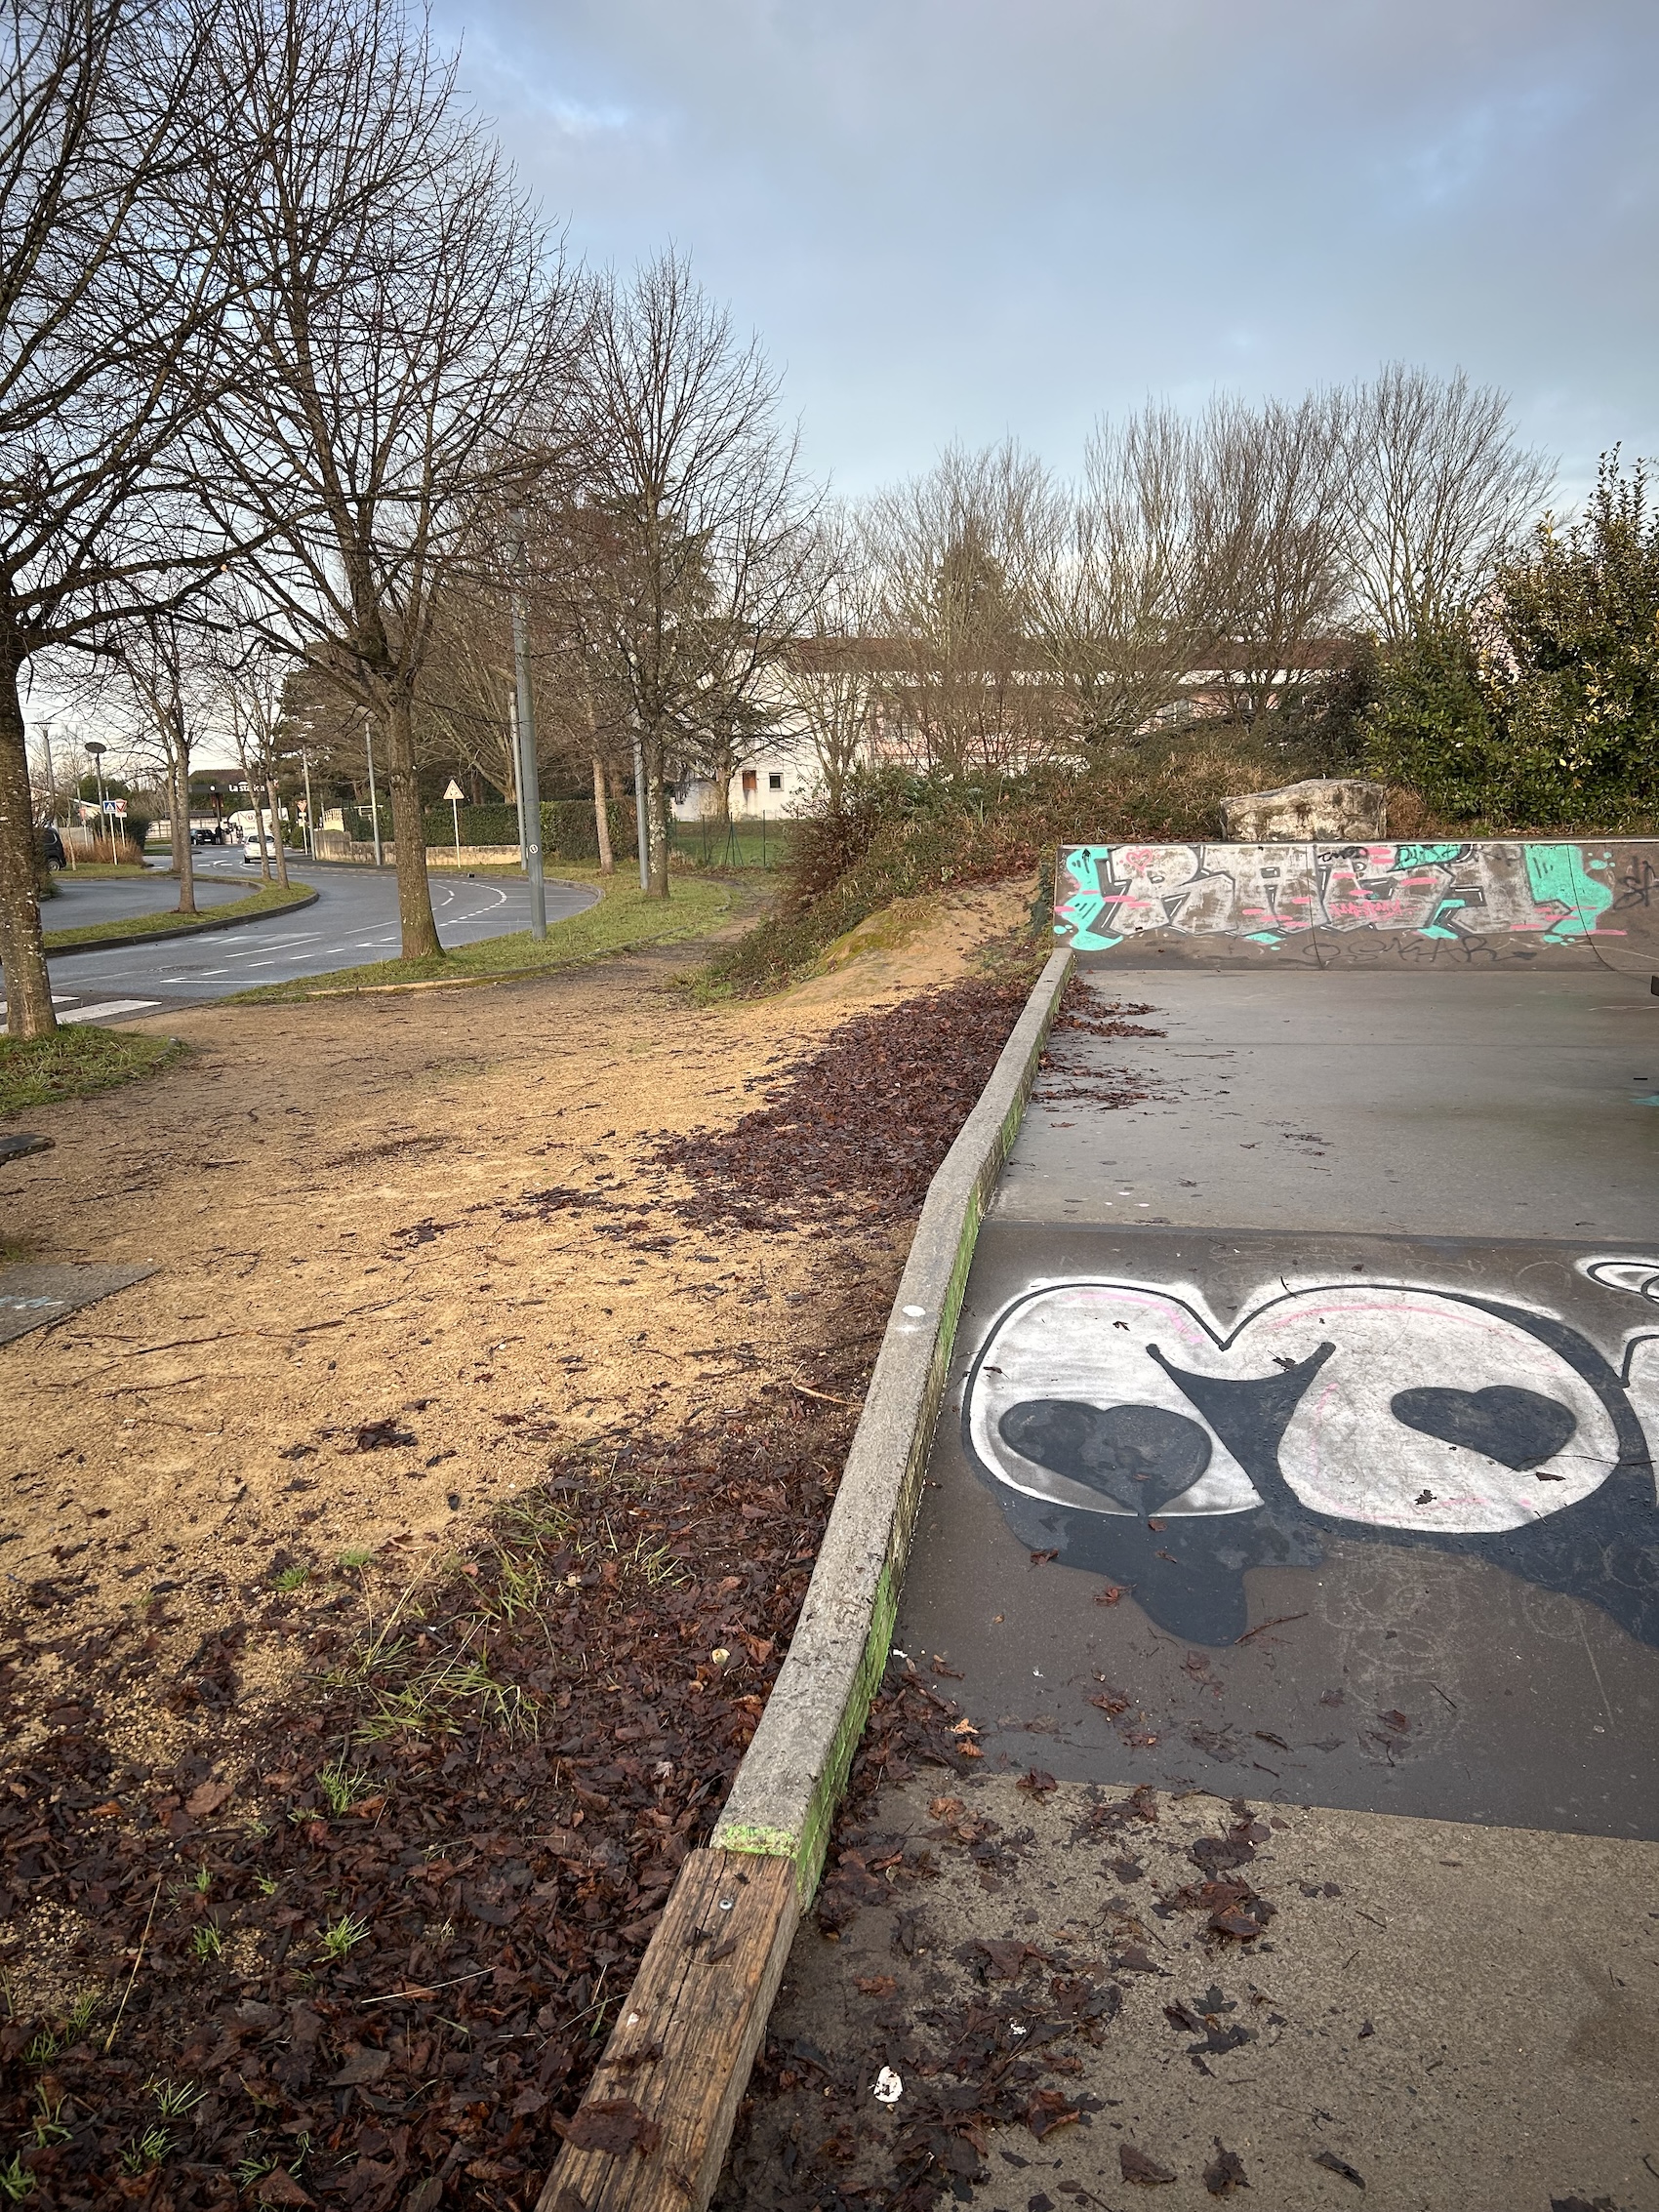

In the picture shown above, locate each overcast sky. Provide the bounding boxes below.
[435,0,1658,508]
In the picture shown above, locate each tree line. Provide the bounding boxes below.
[4,0,1653,1041]
[0,0,821,1037]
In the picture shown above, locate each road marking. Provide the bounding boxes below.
[58,1000,161,1024]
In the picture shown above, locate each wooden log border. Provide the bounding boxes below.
[539,947,1073,2212]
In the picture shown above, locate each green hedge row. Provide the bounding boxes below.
[412,799,638,858]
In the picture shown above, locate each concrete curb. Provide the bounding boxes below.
[539,947,1073,2212]
[709,945,1072,1895]
[44,887,318,960]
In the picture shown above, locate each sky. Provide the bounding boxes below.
[436,0,1659,508]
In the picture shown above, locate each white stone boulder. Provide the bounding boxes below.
[1220,777,1388,843]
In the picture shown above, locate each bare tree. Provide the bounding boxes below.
[109,610,223,914]
[777,503,883,810]
[567,252,819,897]
[1342,364,1553,643]
[1035,406,1207,750]
[197,0,571,959]
[863,440,1063,777]
[0,0,231,1036]
[1187,391,1353,724]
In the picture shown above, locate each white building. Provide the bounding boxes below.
[668,728,817,822]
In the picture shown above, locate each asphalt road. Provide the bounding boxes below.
[899,962,1659,1837]
[16,853,595,1016]
[42,863,249,928]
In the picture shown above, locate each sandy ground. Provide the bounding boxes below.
[0,880,1033,1774]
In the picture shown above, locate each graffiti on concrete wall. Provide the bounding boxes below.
[964,1265,1659,1645]
[1053,840,1652,959]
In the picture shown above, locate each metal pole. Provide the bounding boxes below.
[301,749,315,857]
[508,693,526,868]
[451,791,462,869]
[631,720,649,890]
[364,709,384,867]
[507,514,546,940]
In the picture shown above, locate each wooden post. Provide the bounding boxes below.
[538,1849,798,2212]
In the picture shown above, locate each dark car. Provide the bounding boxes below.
[38,824,65,869]
[191,824,224,846]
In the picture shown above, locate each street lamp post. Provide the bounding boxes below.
[301,749,315,858]
[85,740,114,863]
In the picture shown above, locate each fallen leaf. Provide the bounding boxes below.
[1203,2142,1248,2194]
[854,1975,897,1996]
[1027,2088,1081,2138]
[1095,1585,1124,1605]
[184,1780,231,1818]
[1314,2149,1366,2187]
[256,2173,312,2208]
[1018,1768,1058,1797]
[1119,2144,1177,2184]
[555,2098,663,2155]
[330,2049,391,2086]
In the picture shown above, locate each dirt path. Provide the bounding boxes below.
[0,880,1044,2212]
[2,885,1029,1751]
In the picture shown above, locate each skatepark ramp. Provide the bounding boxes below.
[1053,839,1659,970]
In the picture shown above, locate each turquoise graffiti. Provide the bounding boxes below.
[1053,841,1636,956]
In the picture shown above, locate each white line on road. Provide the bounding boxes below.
[59,1000,161,1024]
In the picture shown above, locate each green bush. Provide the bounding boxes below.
[1365,452,1659,829]
[418,798,639,860]
[705,739,1307,993]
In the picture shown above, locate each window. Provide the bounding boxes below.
[768,772,784,791]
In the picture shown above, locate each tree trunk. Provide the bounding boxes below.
[384,694,442,959]
[234,739,271,880]
[173,745,197,914]
[709,731,735,824]
[643,726,669,900]
[591,754,613,873]
[0,644,56,1037]
[167,748,186,881]
[265,778,290,889]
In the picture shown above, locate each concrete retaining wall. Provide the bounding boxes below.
[1055,839,1659,971]
[709,946,1074,1896]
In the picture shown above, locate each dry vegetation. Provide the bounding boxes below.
[0,887,1046,2209]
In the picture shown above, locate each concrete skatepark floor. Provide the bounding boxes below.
[721,960,1659,2211]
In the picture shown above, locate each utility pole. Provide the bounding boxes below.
[507,513,546,940]
[363,709,384,867]
[507,692,526,868]
[301,750,315,858]
[85,740,114,862]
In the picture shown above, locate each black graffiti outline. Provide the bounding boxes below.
[962,1277,1659,1646]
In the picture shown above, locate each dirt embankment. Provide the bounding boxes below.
[0,882,1047,2212]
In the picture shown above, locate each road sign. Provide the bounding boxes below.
[442,780,465,802]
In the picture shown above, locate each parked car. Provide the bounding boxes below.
[191,825,225,846]
[38,824,64,869]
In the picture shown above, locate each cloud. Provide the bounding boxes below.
[439,0,1659,496]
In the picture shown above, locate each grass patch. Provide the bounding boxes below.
[42,877,311,951]
[0,1026,186,1121]
[229,873,734,1002]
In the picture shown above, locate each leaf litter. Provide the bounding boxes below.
[0,968,1157,2212]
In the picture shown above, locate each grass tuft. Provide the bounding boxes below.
[0,1027,185,1120]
